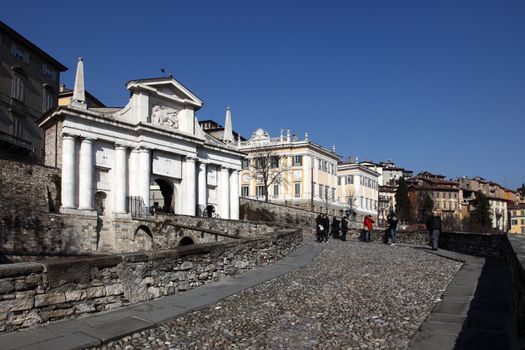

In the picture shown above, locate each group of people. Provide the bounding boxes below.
[315,213,349,243]
[314,210,442,250]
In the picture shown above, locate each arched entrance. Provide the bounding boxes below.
[150,178,174,213]
[135,225,153,251]
[178,237,194,246]
[94,191,107,216]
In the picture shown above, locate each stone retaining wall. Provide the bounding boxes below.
[0,229,302,333]
[0,160,63,255]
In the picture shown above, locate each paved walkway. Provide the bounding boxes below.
[1,240,514,350]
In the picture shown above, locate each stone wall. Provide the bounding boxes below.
[0,160,63,255]
[0,228,302,333]
[239,197,362,235]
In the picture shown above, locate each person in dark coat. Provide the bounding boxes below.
[426,210,442,250]
[315,214,324,243]
[322,214,330,242]
[341,216,349,241]
[331,217,340,239]
[387,211,399,245]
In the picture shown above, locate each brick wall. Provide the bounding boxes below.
[0,229,302,333]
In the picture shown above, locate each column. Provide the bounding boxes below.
[137,148,151,209]
[219,167,230,219]
[78,138,94,210]
[61,134,76,209]
[198,162,207,212]
[113,145,128,214]
[184,156,197,216]
[128,149,139,196]
[229,170,240,220]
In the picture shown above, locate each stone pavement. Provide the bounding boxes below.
[90,241,459,349]
[0,240,501,350]
[0,243,323,350]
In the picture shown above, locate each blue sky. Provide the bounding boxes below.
[4,0,524,188]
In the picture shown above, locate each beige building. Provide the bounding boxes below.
[0,21,67,162]
[337,162,380,218]
[509,204,525,234]
[238,129,345,215]
[457,176,510,231]
[408,172,463,221]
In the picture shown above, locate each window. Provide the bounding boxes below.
[318,158,322,170]
[273,184,279,196]
[331,188,336,201]
[292,155,302,166]
[294,183,301,197]
[337,176,341,186]
[42,64,58,81]
[522,219,525,225]
[347,175,354,184]
[511,220,518,226]
[319,184,324,199]
[42,89,55,112]
[256,185,265,198]
[330,164,334,174]
[522,227,525,234]
[9,113,22,137]
[256,158,265,169]
[322,160,327,172]
[270,156,279,168]
[241,159,249,169]
[241,186,249,197]
[11,44,29,63]
[11,74,24,101]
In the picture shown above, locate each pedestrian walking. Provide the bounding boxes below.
[315,213,324,243]
[363,215,374,243]
[387,211,399,245]
[341,215,349,241]
[426,210,442,250]
[322,213,330,242]
[331,216,340,239]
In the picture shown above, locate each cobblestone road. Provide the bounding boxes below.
[91,240,461,350]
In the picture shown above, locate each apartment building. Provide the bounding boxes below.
[0,21,67,162]
[238,129,345,215]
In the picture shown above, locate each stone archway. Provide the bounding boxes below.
[135,225,153,251]
[150,178,174,213]
[178,237,194,246]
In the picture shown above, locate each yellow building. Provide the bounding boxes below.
[238,129,345,215]
[509,204,525,234]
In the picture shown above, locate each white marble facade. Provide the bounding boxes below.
[39,59,244,220]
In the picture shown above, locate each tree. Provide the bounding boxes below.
[470,191,493,232]
[395,177,412,224]
[247,147,289,202]
[518,183,525,197]
[418,192,434,223]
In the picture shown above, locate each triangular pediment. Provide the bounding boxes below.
[127,77,203,109]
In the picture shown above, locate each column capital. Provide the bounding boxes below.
[62,133,77,140]
[220,166,230,172]
[198,162,207,170]
[115,143,127,150]
[185,155,198,163]
[80,137,96,144]
[136,147,150,153]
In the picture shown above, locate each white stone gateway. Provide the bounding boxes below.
[39,58,244,220]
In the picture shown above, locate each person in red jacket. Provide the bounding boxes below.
[363,215,374,242]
